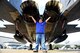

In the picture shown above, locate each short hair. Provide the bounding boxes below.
[40,15,43,20]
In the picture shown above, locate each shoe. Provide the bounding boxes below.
[33,50,38,52]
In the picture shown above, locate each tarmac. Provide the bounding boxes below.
[0,49,80,53]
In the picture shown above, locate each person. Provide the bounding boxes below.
[29,15,51,52]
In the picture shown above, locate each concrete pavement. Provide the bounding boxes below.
[0,49,80,53]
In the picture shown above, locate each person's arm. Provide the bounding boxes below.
[45,17,51,22]
[29,16,36,23]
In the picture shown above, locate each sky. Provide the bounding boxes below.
[0,0,80,44]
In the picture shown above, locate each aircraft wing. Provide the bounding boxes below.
[66,25,80,33]
[0,0,19,23]
[63,0,80,22]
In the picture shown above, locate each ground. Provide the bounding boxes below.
[0,49,80,53]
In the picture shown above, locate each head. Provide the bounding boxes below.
[39,19,43,23]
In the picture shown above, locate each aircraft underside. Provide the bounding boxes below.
[14,0,68,44]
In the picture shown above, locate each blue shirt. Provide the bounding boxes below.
[36,22,46,33]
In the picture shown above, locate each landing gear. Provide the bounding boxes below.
[49,44,53,50]
[29,44,33,50]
